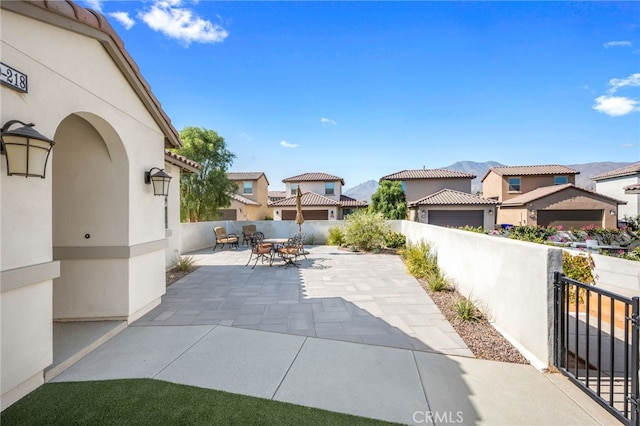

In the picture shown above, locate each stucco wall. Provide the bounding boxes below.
[285,181,342,202]
[596,176,640,221]
[405,179,471,202]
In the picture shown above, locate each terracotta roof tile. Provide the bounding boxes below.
[591,162,640,181]
[481,165,579,181]
[283,172,345,185]
[230,193,260,206]
[268,191,286,199]
[165,150,200,173]
[624,184,640,194]
[340,194,368,207]
[409,189,498,207]
[380,169,475,181]
[6,1,181,148]
[270,192,340,207]
[227,172,269,185]
[501,184,626,206]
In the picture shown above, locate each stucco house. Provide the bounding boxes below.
[270,172,367,220]
[482,165,624,228]
[592,162,640,222]
[222,172,271,220]
[380,168,497,228]
[1,1,183,409]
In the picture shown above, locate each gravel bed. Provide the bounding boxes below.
[421,281,529,364]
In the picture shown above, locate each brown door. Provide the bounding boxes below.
[219,209,237,220]
[428,210,484,227]
[282,209,328,220]
[537,210,602,229]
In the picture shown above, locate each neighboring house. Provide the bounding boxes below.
[498,184,625,229]
[271,172,367,220]
[1,1,182,409]
[268,190,286,203]
[224,172,271,220]
[380,168,497,228]
[164,150,201,267]
[592,162,640,222]
[408,189,498,228]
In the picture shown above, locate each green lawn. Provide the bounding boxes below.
[1,379,397,425]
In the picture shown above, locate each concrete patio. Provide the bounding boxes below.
[50,245,619,424]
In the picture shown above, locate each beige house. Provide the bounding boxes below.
[592,163,640,222]
[1,1,183,408]
[222,172,270,220]
[481,164,626,228]
[499,184,624,229]
[271,172,367,220]
[380,168,497,228]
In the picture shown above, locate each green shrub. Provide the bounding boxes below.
[457,225,488,234]
[562,251,597,303]
[304,233,319,245]
[384,231,406,248]
[173,255,195,272]
[399,241,440,280]
[454,296,480,322]
[427,272,450,292]
[327,226,346,246]
[343,210,389,252]
[507,225,558,243]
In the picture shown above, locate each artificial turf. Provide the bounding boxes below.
[1,379,398,425]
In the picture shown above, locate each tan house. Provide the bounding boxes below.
[223,172,270,220]
[499,184,624,229]
[380,168,497,228]
[592,162,640,222]
[481,164,626,228]
[1,0,184,409]
[271,172,367,220]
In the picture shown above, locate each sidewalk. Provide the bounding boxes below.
[50,246,619,425]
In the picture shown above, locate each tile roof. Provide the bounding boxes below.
[501,184,626,206]
[268,191,287,199]
[624,184,640,194]
[481,165,579,182]
[269,192,341,207]
[340,194,369,207]
[227,172,269,185]
[380,169,475,181]
[229,193,260,206]
[409,189,498,207]
[591,162,640,181]
[165,150,200,173]
[282,172,345,185]
[4,1,182,148]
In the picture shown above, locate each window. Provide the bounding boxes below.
[325,182,335,195]
[290,184,298,196]
[243,182,253,195]
[400,181,406,193]
[508,177,521,192]
[554,176,568,185]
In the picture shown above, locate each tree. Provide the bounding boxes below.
[173,127,236,222]
[369,180,407,219]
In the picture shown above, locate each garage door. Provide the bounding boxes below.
[282,210,328,220]
[219,209,237,220]
[429,210,483,228]
[537,210,602,229]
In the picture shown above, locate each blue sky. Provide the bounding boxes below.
[82,1,639,189]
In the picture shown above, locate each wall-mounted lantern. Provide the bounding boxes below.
[420,210,427,219]
[1,120,56,178]
[144,167,171,196]
[529,209,537,219]
[610,209,616,216]
[488,209,493,216]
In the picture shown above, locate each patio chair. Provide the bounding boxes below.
[246,232,273,268]
[213,226,239,251]
[292,232,308,259]
[241,224,257,246]
[277,236,303,268]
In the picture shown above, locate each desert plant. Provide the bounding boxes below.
[384,231,406,248]
[173,254,195,272]
[454,296,480,322]
[427,272,450,292]
[562,251,597,303]
[399,241,440,280]
[304,233,319,245]
[457,225,488,234]
[507,225,558,243]
[326,226,346,246]
[343,210,389,252]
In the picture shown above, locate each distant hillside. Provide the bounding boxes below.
[344,180,378,203]
[343,161,636,200]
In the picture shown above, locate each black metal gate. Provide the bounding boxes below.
[554,272,640,425]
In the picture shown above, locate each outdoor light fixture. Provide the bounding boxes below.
[488,209,493,215]
[610,209,616,216]
[529,209,537,219]
[144,167,171,196]
[420,210,427,219]
[1,120,56,178]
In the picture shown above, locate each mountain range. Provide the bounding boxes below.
[343,161,636,202]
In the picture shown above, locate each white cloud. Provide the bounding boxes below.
[109,12,135,30]
[620,143,636,148]
[320,117,337,126]
[280,140,298,148]
[608,73,640,94]
[83,0,103,12]
[604,41,632,48]
[139,0,228,46]
[239,132,253,142]
[592,96,639,116]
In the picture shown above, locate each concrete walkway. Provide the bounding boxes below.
[51,246,619,425]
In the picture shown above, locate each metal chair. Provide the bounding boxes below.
[213,226,239,251]
[246,232,273,268]
[241,224,257,246]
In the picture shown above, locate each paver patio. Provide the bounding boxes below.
[134,245,472,357]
